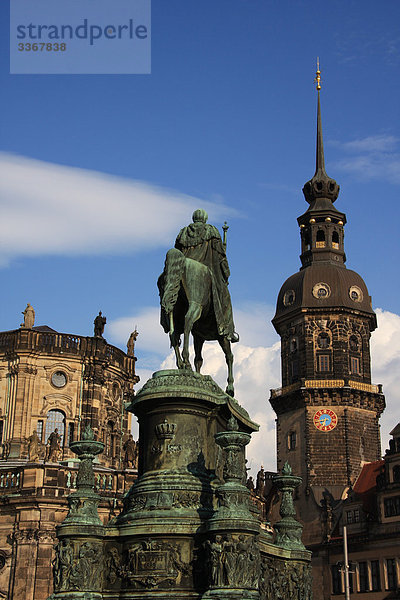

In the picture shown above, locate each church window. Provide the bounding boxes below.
[304,232,311,251]
[288,431,297,450]
[290,338,297,352]
[331,564,342,594]
[37,420,44,442]
[371,560,381,591]
[68,423,75,446]
[386,558,398,590]
[106,421,115,458]
[384,495,400,517]
[45,410,65,446]
[318,355,330,372]
[358,562,369,592]
[317,332,330,348]
[332,231,339,249]
[350,357,360,374]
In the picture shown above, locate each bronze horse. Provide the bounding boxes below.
[158,248,235,396]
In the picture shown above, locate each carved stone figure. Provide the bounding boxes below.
[123,434,137,469]
[53,539,73,592]
[158,209,238,396]
[27,430,40,462]
[205,533,260,590]
[94,311,106,337]
[127,329,139,357]
[246,475,255,492]
[46,429,61,462]
[21,303,35,329]
[256,465,265,498]
[105,547,122,585]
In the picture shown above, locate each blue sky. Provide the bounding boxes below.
[1,0,400,471]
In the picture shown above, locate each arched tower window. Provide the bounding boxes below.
[316,230,326,248]
[45,410,65,446]
[317,332,330,349]
[315,330,332,374]
[303,232,311,251]
[332,231,339,249]
[349,333,362,376]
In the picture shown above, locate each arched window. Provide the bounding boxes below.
[332,231,339,249]
[303,232,311,251]
[349,335,359,352]
[106,421,115,457]
[45,410,65,445]
[317,332,330,349]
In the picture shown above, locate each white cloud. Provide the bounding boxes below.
[0,153,236,266]
[109,304,400,476]
[334,135,399,154]
[371,309,400,452]
[331,135,400,184]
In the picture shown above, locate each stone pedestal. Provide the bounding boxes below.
[106,369,259,600]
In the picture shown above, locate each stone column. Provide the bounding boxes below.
[273,462,305,551]
[48,425,104,600]
[203,415,260,600]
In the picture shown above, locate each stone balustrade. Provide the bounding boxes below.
[0,462,136,497]
[0,328,136,375]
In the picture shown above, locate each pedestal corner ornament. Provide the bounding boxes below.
[313,408,338,432]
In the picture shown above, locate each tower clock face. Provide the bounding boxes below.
[313,409,338,432]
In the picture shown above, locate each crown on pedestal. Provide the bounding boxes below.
[155,419,177,440]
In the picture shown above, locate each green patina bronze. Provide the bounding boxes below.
[49,212,312,600]
[158,209,238,396]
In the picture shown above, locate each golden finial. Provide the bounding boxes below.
[314,57,321,91]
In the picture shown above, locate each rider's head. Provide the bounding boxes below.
[192,209,208,223]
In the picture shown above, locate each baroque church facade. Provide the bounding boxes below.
[0,312,139,599]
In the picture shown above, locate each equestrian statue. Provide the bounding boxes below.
[158,209,239,396]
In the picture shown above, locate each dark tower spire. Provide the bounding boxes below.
[298,63,345,268]
[316,87,325,173]
[302,62,340,207]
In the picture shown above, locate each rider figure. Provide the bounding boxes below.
[174,209,238,343]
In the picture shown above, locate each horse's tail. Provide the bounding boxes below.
[161,248,185,316]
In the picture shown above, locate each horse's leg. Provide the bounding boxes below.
[193,334,204,373]
[218,336,234,397]
[168,311,184,369]
[170,332,184,369]
[182,302,203,369]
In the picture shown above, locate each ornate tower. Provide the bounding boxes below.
[269,67,385,545]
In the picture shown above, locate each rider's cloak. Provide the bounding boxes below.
[172,221,237,342]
